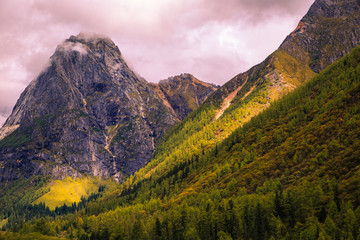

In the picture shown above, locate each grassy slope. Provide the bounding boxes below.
[33,176,118,210]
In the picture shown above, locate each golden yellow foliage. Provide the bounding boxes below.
[33,176,115,210]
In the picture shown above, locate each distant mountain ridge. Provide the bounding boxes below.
[211,0,360,111]
[0,33,216,182]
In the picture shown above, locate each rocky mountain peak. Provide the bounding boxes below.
[0,33,175,181]
[51,33,120,65]
[0,33,217,182]
[159,73,196,84]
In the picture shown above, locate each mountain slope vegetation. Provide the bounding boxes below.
[5,44,360,240]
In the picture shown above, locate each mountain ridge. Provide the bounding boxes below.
[127,0,360,191]
[280,0,360,72]
[152,73,219,120]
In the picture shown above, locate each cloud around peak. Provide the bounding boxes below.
[56,41,88,56]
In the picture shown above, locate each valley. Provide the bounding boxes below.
[0,0,359,239]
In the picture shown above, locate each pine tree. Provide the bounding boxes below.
[155,217,162,238]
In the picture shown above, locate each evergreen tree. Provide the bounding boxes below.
[155,217,162,239]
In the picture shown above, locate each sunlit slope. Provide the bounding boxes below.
[181,46,360,198]
[130,48,315,185]
[129,0,360,187]
[122,46,360,205]
[33,176,117,210]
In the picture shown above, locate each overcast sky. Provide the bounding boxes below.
[0,0,314,126]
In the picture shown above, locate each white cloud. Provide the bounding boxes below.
[56,41,88,55]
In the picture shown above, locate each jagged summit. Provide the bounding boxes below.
[57,33,121,57]
[2,33,141,135]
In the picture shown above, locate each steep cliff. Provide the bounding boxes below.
[0,34,189,181]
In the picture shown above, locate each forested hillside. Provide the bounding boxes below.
[0,1,359,239]
[127,0,360,194]
[132,48,314,190]
[5,45,360,240]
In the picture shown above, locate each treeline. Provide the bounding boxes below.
[15,176,360,239]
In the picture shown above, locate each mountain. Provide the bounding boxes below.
[89,45,358,240]
[109,44,360,240]
[131,0,360,187]
[151,74,219,120]
[0,0,360,238]
[8,44,360,240]
[0,33,216,182]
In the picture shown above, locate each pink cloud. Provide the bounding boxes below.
[0,0,314,122]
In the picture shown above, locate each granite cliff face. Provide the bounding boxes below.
[280,0,360,73]
[0,34,215,182]
[151,74,218,120]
